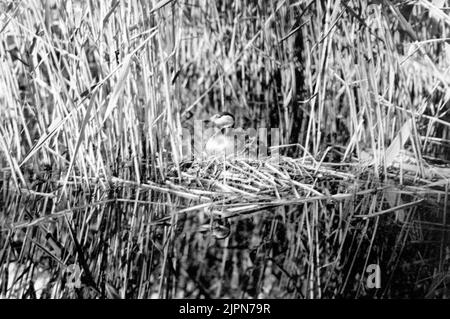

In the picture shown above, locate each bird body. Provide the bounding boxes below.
[205,133,234,157]
[203,112,235,159]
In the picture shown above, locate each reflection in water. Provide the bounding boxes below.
[0,159,449,298]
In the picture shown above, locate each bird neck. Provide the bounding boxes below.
[213,127,226,135]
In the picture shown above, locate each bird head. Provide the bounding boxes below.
[209,112,235,129]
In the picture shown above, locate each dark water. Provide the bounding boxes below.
[1,175,449,299]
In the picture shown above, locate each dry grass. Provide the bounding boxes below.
[1,0,450,298]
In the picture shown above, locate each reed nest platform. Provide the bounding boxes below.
[1,155,449,298]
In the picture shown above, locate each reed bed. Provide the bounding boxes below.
[1,0,450,298]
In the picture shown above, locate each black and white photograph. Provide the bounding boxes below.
[0,0,450,302]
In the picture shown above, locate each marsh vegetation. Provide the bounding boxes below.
[1,0,450,298]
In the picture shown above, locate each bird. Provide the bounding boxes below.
[204,112,236,159]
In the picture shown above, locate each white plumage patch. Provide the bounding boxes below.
[205,134,234,157]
